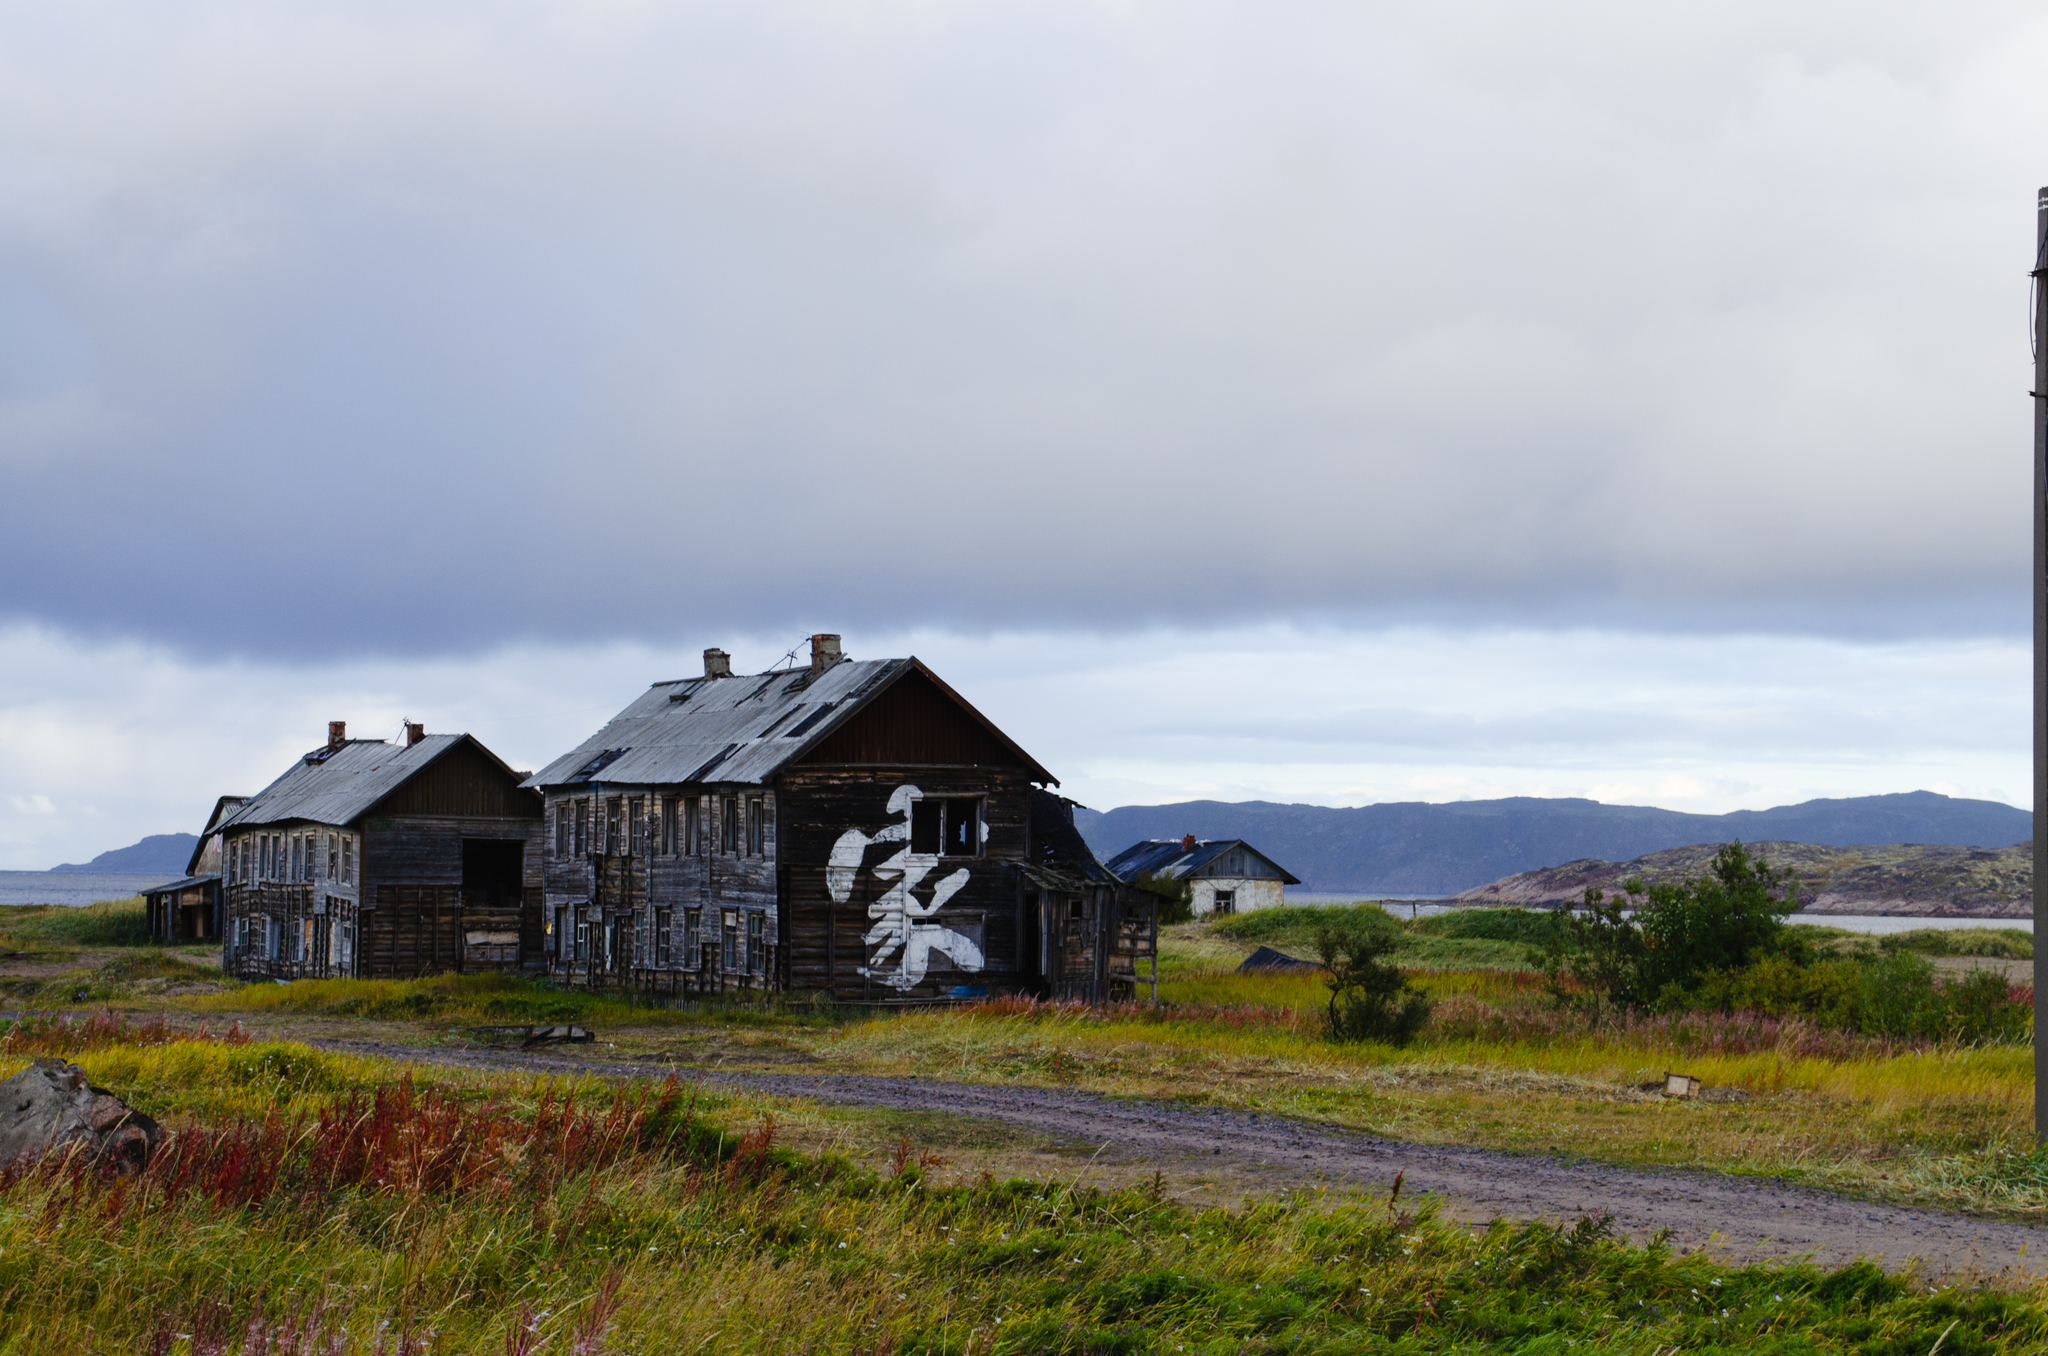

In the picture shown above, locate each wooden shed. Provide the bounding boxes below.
[214,722,542,980]
[528,636,1153,1003]
[143,795,245,944]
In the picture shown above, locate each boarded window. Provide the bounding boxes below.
[910,797,983,857]
[655,908,672,965]
[628,798,645,855]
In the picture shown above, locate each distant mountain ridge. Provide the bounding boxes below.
[1070,792,2032,895]
[49,833,199,876]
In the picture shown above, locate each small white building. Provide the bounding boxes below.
[1103,835,1300,917]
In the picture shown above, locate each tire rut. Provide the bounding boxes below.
[309,1038,2048,1278]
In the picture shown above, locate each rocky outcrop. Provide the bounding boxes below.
[0,1058,160,1171]
[1455,841,2033,919]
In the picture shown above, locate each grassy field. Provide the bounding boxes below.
[2,1013,2045,1354]
[4,902,2046,1349]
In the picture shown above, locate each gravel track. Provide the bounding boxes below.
[311,1039,2048,1278]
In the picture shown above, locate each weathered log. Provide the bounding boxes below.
[0,1057,160,1171]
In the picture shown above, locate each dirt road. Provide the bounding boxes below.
[309,1038,2048,1279]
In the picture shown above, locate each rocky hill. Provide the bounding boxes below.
[49,833,199,876]
[1455,841,2033,918]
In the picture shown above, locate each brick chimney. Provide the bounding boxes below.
[327,721,346,752]
[809,633,843,675]
[1181,834,1197,852]
[405,722,425,747]
[704,648,732,679]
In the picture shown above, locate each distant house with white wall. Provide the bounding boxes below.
[1103,835,1299,917]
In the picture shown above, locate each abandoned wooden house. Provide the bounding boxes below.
[142,794,246,944]
[1104,836,1299,917]
[214,722,543,981]
[527,635,1156,1003]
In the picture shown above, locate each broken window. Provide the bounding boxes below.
[327,834,338,880]
[655,909,672,965]
[628,798,645,855]
[747,797,766,856]
[720,797,738,854]
[721,909,738,969]
[747,912,764,973]
[910,797,983,857]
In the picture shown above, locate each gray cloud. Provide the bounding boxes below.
[0,1,2040,657]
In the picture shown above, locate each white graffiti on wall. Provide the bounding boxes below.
[827,784,984,991]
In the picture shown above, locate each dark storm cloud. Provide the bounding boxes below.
[0,0,2039,657]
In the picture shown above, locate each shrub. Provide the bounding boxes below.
[1689,952,2032,1043]
[1542,842,1800,1010]
[1309,905,1432,1045]
[1131,871,1194,924]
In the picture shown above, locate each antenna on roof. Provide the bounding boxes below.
[768,637,808,672]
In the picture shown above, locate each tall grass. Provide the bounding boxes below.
[4,1034,2044,1353]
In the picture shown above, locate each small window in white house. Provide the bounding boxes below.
[1212,890,1236,916]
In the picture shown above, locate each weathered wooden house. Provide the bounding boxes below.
[527,636,1155,1002]
[214,722,543,980]
[1104,836,1299,917]
[142,794,245,944]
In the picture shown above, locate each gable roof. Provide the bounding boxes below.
[527,656,1054,791]
[215,734,518,831]
[1103,838,1301,886]
[185,794,247,876]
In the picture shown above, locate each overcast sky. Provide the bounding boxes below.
[1,2,2040,868]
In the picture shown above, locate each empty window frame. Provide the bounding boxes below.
[1212,889,1236,916]
[655,908,672,965]
[910,797,984,857]
[574,800,590,856]
[628,797,645,855]
[688,797,704,857]
[747,912,764,973]
[605,799,623,856]
[326,834,338,880]
[746,797,766,856]
[720,797,738,854]
[684,908,702,966]
[720,909,739,969]
[342,835,354,885]
[661,797,678,854]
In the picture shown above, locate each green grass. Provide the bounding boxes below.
[192,970,810,1028]
[0,897,152,953]
[4,1021,2044,1353]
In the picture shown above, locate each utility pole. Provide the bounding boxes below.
[2034,186,2046,1140]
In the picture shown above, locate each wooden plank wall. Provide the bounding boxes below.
[367,740,545,820]
[777,767,1031,998]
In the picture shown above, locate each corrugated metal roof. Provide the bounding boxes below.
[1102,838,1301,885]
[526,657,1053,791]
[215,735,471,831]
[142,873,219,896]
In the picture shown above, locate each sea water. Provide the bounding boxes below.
[0,871,169,907]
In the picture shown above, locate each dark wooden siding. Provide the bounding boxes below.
[358,814,544,976]
[797,670,1022,768]
[777,767,1031,998]
[368,740,544,820]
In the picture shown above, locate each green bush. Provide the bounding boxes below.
[1880,927,2033,960]
[1541,842,1800,1010]
[1131,871,1194,925]
[1684,951,2030,1043]
[1309,905,1432,1045]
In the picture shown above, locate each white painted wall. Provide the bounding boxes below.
[1190,877,1286,917]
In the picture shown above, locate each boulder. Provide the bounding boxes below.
[0,1057,160,1171]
